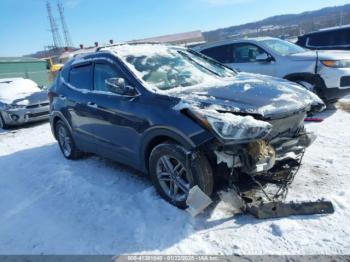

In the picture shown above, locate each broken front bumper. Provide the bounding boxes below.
[221,131,317,176]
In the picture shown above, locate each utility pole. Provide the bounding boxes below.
[46,1,63,49]
[57,0,73,47]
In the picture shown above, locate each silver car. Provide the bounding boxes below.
[0,78,49,129]
[194,37,350,104]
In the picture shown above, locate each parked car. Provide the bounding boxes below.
[296,25,350,51]
[0,78,49,129]
[49,43,324,208]
[194,37,350,104]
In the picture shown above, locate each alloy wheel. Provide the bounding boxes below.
[156,155,190,203]
[57,125,72,157]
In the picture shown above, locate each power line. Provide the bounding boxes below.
[57,0,73,47]
[46,1,63,48]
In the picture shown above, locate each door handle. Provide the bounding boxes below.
[87,102,98,108]
[59,95,66,100]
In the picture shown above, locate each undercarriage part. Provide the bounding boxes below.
[231,150,334,219]
[247,201,334,219]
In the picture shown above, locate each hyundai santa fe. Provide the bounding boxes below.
[49,43,325,208]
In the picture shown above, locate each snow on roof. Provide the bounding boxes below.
[132,30,204,44]
[0,78,40,104]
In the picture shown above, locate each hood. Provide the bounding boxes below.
[11,90,48,106]
[288,50,317,61]
[288,50,350,61]
[171,73,323,118]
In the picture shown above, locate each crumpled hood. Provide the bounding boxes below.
[171,73,323,118]
[288,50,350,61]
[11,90,49,106]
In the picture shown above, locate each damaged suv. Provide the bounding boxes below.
[49,43,325,211]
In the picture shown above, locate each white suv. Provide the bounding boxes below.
[194,37,350,104]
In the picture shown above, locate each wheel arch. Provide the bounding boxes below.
[140,127,196,173]
[283,72,317,83]
[50,111,72,140]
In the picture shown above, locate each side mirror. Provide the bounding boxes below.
[256,53,273,62]
[105,77,137,96]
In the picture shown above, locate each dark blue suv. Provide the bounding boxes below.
[49,43,324,208]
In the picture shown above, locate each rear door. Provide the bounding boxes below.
[63,61,98,152]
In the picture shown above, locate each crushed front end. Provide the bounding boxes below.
[189,107,334,218]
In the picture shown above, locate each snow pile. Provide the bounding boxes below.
[0,78,40,104]
[0,106,350,255]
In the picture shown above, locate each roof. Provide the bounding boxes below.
[0,57,41,63]
[303,24,350,36]
[193,37,276,51]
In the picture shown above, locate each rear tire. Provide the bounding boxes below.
[149,142,213,209]
[55,120,82,160]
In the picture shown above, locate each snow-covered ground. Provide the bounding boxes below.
[0,104,349,255]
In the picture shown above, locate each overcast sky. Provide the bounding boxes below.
[0,0,349,56]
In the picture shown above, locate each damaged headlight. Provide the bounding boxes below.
[190,108,272,142]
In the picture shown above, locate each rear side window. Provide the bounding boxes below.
[69,63,93,90]
[201,44,234,63]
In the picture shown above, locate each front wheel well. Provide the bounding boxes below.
[144,136,178,171]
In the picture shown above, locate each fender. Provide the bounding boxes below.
[139,126,207,173]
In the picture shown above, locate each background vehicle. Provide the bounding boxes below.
[194,37,350,104]
[296,25,350,51]
[0,78,49,129]
[49,43,323,209]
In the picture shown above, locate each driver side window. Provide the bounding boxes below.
[94,62,129,92]
[232,44,266,63]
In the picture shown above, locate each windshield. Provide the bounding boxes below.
[261,39,306,56]
[116,45,236,91]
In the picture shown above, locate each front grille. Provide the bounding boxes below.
[340,76,350,87]
[27,111,49,118]
[26,102,49,109]
[266,111,305,141]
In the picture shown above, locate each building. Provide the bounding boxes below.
[0,57,51,87]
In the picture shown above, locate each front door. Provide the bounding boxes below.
[227,43,276,76]
[87,60,146,166]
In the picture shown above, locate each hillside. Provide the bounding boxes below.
[204,4,350,42]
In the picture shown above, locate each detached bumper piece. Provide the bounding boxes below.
[231,139,335,219]
[246,201,334,219]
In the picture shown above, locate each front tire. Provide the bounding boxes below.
[55,120,82,159]
[149,142,213,208]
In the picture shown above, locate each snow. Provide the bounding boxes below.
[0,78,40,104]
[0,105,350,255]
[106,44,235,94]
